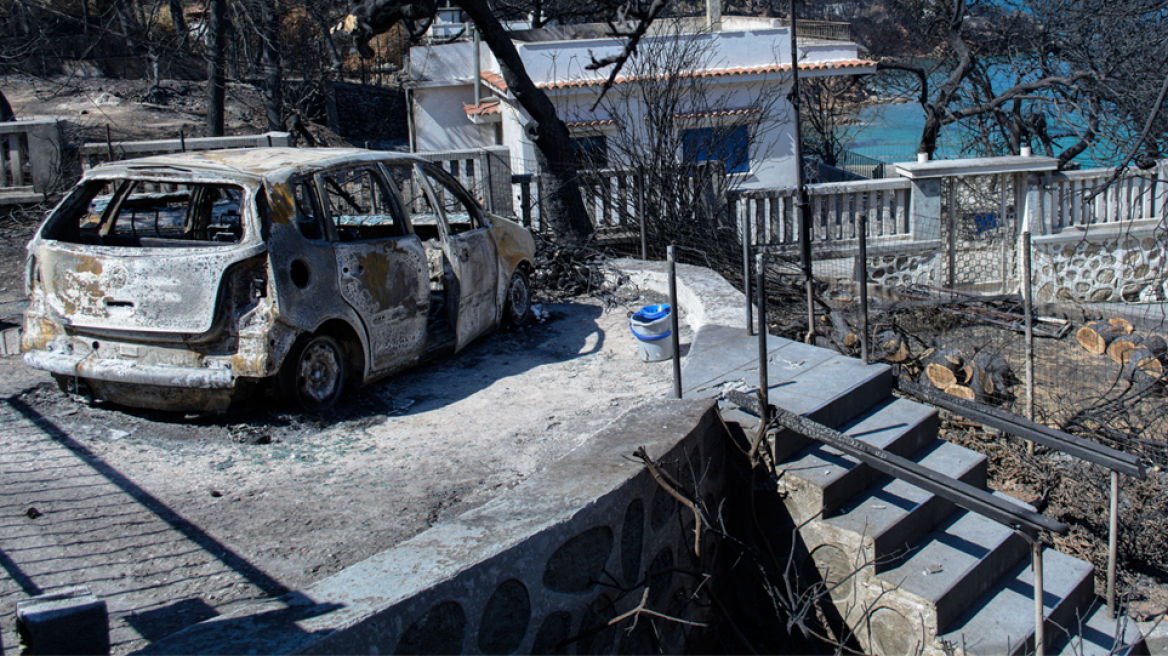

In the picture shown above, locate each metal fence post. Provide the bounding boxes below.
[1023,231,1036,454]
[668,245,682,400]
[1108,469,1119,618]
[858,213,870,365]
[1034,539,1045,656]
[756,252,769,430]
[638,168,648,259]
[947,179,956,289]
[744,207,754,336]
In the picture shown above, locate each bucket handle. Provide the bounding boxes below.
[630,320,672,342]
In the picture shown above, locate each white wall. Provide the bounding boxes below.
[410,40,496,82]
[412,85,495,152]
[409,24,868,192]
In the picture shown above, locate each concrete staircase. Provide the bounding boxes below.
[683,324,1144,655]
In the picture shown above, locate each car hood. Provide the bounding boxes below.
[32,241,266,335]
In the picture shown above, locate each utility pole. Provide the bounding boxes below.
[789,0,815,342]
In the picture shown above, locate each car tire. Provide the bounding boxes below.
[504,270,532,327]
[278,334,346,412]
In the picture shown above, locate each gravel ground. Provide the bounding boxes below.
[0,285,690,654]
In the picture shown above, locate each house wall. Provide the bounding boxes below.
[412,85,496,152]
[552,79,798,191]
[511,26,860,87]
[408,22,868,193]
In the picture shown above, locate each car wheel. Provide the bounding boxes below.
[505,270,532,326]
[279,334,346,412]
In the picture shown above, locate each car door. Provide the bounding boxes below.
[319,165,429,374]
[264,176,345,333]
[414,164,500,350]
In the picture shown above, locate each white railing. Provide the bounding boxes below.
[1039,166,1165,234]
[730,178,912,248]
[413,146,514,216]
[78,131,292,170]
[0,118,61,196]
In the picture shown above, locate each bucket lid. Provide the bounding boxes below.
[632,304,671,322]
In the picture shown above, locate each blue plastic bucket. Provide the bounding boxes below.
[630,304,674,362]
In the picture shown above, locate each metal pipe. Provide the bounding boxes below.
[753,401,1069,535]
[1034,541,1045,656]
[897,378,1144,478]
[744,209,753,336]
[858,213,869,365]
[788,0,814,343]
[947,179,956,289]
[756,252,769,430]
[472,23,482,106]
[668,245,682,400]
[1023,231,1035,454]
[1108,469,1119,618]
[638,169,647,260]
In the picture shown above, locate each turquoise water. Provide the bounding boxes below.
[847,99,1115,167]
[848,101,932,163]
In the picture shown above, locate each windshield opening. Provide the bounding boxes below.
[44,179,248,247]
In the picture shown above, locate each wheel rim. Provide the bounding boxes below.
[510,274,529,320]
[297,340,341,405]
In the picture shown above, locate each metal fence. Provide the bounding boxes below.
[736,156,1168,468]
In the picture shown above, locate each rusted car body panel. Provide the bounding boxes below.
[22,148,536,412]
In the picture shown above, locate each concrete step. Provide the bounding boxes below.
[877,501,1031,635]
[939,547,1096,655]
[825,440,987,571]
[776,398,940,522]
[770,355,893,463]
[1049,599,1145,655]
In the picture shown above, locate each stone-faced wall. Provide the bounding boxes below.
[144,400,728,655]
[865,250,943,288]
[1033,225,1168,303]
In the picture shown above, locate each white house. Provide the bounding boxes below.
[405,11,874,192]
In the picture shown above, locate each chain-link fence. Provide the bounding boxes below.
[733,158,1168,467]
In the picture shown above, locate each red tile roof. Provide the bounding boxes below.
[481,71,509,93]
[565,118,616,128]
[673,108,763,121]
[463,98,502,117]
[480,59,873,93]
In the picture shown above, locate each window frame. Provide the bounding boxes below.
[681,124,751,174]
[315,165,408,242]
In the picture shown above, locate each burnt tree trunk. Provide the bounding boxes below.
[0,89,14,122]
[206,0,228,137]
[261,0,284,132]
[343,0,594,242]
[169,0,187,44]
[455,0,592,241]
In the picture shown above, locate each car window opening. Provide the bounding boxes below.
[45,179,247,247]
[322,167,406,242]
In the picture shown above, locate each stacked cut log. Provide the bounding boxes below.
[876,330,912,364]
[1076,319,1166,384]
[917,348,1013,403]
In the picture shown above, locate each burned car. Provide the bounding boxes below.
[22,148,536,412]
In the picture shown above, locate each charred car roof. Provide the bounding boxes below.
[85,148,431,183]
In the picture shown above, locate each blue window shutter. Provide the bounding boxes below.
[683,126,748,173]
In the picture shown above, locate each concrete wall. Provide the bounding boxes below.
[1033,222,1168,303]
[144,400,729,655]
[412,85,498,153]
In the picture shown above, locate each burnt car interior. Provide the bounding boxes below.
[45,179,245,247]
